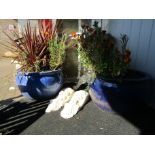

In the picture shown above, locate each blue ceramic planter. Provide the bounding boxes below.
[89,70,152,113]
[16,70,63,100]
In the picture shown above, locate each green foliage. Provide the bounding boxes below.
[48,34,68,70]
[77,21,131,78]
[120,34,129,53]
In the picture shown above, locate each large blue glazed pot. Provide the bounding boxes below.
[16,70,63,100]
[89,70,153,113]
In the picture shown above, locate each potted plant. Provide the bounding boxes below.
[4,20,68,100]
[77,21,152,113]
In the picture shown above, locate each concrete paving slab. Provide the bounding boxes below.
[21,101,139,135]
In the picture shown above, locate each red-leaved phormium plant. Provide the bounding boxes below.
[3,19,63,72]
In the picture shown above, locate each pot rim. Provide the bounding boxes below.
[97,69,151,83]
[17,69,62,76]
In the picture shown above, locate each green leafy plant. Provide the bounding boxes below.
[77,21,131,79]
[48,33,69,70]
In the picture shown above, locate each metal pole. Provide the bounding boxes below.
[78,19,82,32]
[101,19,102,29]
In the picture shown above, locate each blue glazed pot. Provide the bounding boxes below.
[89,70,153,113]
[16,69,63,100]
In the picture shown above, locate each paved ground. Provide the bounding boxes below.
[0,57,21,100]
[0,98,139,135]
[20,101,140,135]
[1,94,155,135]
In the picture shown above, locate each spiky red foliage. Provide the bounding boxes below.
[3,20,62,72]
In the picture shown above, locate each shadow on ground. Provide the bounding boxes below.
[0,83,77,135]
[115,79,155,135]
[0,96,49,135]
[0,85,155,135]
[115,104,155,135]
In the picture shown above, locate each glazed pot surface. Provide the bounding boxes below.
[89,70,152,113]
[16,70,63,100]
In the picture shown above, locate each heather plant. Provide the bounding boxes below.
[77,21,131,78]
[48,33,69,70]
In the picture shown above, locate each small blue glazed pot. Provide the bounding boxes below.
[16,69,63,100]
[89,70,152,113]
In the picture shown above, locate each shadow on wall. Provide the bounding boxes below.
[63,47,78,83]
[0,96,48,135]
